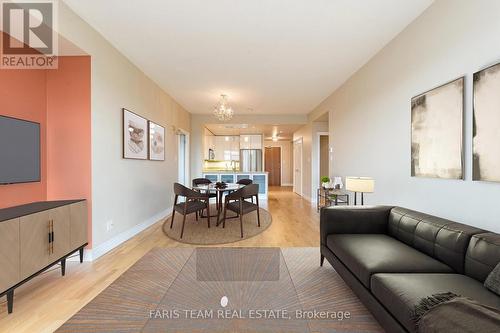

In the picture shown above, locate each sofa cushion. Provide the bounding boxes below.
[388,207,484,273]
[371,273,500,333]
[465,232,500,282]
[326,234,453,288]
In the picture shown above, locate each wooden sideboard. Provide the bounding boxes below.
[0,200,88,314]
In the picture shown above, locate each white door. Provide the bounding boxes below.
[293,138,303,196]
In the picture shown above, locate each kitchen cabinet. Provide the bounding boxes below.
[214,136,225,160]
[204,135,215,160]
[202,172,268,198]
[240,135,262,149]
[230,136,240,160]
[214,136,239,161]
[250,135,262,149]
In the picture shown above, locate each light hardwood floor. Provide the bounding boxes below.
[0,187,320,333]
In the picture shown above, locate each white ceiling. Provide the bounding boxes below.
[63,0,433,115]
[205,123,303,140]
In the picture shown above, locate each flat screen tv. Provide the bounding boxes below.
[0,115,41,184]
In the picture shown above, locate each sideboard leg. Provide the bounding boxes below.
[320,254,325,267]
[61,257,66,276]
[79,247,84,263]
[7,290,14,314]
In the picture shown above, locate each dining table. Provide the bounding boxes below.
[192,183,243,226]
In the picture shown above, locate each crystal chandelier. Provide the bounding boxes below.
[213,94,234,121]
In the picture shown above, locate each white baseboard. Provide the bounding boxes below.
[302,195,312,202]
[281,183,293,186]
[68,206,172,262]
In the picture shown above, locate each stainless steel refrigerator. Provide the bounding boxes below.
[240,149,262,172]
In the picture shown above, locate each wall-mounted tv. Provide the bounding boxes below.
[0,115,41,185]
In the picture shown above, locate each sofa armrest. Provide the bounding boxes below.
[320,206,393,246]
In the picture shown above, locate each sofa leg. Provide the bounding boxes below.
[320,254,325,267]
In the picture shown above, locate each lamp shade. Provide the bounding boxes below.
[345,177,375,193]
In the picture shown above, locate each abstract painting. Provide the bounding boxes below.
[123,108,148,160]
[411,77,464,179]
[149,121,165,161]
[473,62,500,181]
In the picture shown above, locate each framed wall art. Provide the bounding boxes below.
[411,77,464,179]
[149,121,165,161]
[123,108,148,160]
[473,62,500,182]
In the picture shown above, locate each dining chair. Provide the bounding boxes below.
[227,178,252,193]
[236,178,253,185]
[236,178,254,202]
[192,178,217,218]
[171,183,210,239]
[222,184,260,238]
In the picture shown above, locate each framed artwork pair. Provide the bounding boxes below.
[410,61,500,182]
[122,108,165,161]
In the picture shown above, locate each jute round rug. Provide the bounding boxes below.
[163,204,272,245]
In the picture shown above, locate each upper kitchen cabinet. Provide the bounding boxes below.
[240,135,262,149]
[204,135,215,160]
[214,136,240,161]
[251,135,262,149]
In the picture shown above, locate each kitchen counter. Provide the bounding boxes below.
[202,170,269,174]
[201,171,268,198]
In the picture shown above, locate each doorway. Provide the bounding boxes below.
[265,147,281,186]
[293,138,303,196]
[319,134,329,185]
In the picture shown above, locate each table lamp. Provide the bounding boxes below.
[345,177,375,205]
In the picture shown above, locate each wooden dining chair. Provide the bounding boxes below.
[222,184,260,238]
[171,183,210,239]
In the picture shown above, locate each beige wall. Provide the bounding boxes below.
[263,140,293,186]
[311,0,500,232]
[57,2,191,251]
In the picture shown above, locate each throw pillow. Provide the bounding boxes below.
[484,261,500,296]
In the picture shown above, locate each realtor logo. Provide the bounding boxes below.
[1,0,58,69]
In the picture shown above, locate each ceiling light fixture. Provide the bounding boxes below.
[213,94,234,121]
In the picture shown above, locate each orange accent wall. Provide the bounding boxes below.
[0,69,47,207]
[0,56,92,247]
[46,56,92,246]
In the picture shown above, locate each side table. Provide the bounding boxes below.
[317,188,349,212]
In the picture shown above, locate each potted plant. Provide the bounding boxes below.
[321,176,330,189]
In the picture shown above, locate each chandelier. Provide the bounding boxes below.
[213,94,234,121]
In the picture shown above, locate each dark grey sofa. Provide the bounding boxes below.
[320,206,500,333]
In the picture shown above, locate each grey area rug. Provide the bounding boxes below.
[57,248,383,333]
[163,205,272,245]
